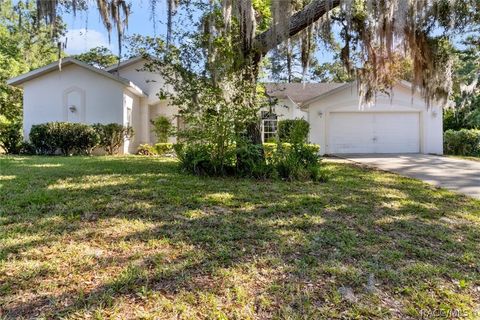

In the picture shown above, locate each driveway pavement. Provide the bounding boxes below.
[338,154,480,199]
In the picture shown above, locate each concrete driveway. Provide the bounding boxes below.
[339,154,480,199]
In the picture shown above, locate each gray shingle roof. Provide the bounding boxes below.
[265,82,345,104]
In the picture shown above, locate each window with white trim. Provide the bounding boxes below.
[261,111,278,143]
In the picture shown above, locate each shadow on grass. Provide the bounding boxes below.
[1,156,479,318]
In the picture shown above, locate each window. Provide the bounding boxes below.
[126,107,132,127]
[262,118,278,143]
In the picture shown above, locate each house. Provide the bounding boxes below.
[8,57,443,155]
[7,56,178,154]
[265,82,443,155]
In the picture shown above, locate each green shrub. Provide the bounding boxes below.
[74,125,100,155]
[93,123,134,155]
[56,123,99,155]
[19,141,36,155]
[154,143,174,155]
[263,143,320,163]
[235,142,270,178]
[272,143,323,181]
[444,129,480,156]
[278,119,309,144]
[151,115,173,143]
[137,144,157,156]
[175,144,214,175]
[175,141,323,181]
[30,123,59,155]
[29,122,100,156]
[0,116,22,154]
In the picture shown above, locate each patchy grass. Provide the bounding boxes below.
[447,155,480,162]
[1,155,479,319]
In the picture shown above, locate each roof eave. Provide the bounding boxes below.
[301,82,353,107]
[105,55,146,72]
[6,58,75,87]
[6,57,147,96]
[126,82,148,97]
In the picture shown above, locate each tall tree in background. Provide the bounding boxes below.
[0,0,62,122]
[73,46,118,68]
[28,0,479,154]
[33,0,479,103]
[444,36,480,131]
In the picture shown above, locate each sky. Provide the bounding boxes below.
[62,1,169,55]
[60,1,336,65]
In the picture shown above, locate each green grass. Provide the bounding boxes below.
[448,155,480,162]
[1,156,480,319]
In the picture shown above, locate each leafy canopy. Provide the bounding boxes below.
[0,0,62,122]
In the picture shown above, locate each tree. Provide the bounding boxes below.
[23,0,480,167]
[151,115,173,143]
[34,1,479,103]
[73,46,118,68]
[443,36,480,131]
[0,0,62,122]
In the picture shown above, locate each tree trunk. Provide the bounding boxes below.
[251,0,341,58]
[243,0,341,153]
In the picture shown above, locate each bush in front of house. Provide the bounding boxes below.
[30,122,100,155]
[0,115,23,154]
[73,124,100,155]
[444,129,480,156]
[175,141,325,181]
[137,144,157,156]
[151,115,173,143]
[154,143,174,155]
[30,122,57,154]
[174,143,236,176]
[278,119,310,144]
[271,142,326,182]
[93,123,134,155]
[263,143,320,162]
[136,143,174,156]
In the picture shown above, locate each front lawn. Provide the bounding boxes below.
[448,155,480,162]
[1,156,479,319]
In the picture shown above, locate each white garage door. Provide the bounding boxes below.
[328,112,420,154]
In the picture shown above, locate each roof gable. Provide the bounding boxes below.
[301,81,426,107]
[105,56,146,73]
[265,83,345,105]
[7,57,147,97]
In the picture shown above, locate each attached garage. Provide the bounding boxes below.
[303,82,444,155]
[327,112,420,154]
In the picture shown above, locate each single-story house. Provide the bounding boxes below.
[8,57,443,155]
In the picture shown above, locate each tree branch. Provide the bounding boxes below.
[252,0,341,57]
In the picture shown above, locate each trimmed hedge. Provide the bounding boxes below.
[29,122,133,156]
[444,129,480,156]
[30,122,99,155]
[278,119,309,143]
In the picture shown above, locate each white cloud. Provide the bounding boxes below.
[63,28,115,55]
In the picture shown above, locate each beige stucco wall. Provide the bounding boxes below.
[113,60,179,147]
[123,90,145,154]
[112,60,169,105]
[22,64,124,139]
